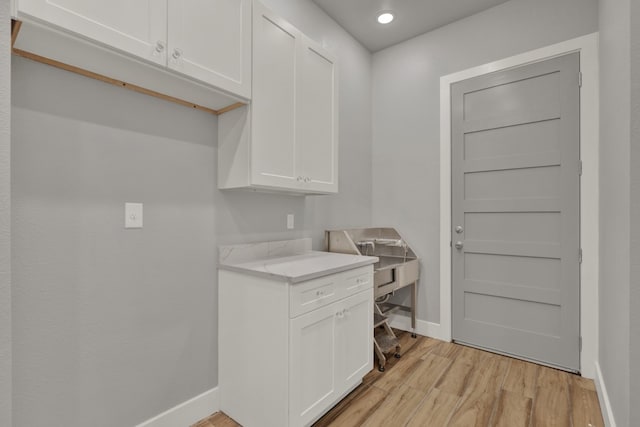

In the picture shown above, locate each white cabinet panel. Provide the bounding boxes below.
[296,42,338,193]
[167,0,251,98]
[18,0,167,65]
[251,7,297,187]
[289,304,337,427]
[337,292,373,389]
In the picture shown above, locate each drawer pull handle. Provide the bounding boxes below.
[336,309,349,319]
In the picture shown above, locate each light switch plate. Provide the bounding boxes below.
[125,203,143,229]
[287,214,294,229]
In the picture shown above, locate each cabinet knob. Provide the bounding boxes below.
[297,176,303,182]
[155,41,165,53]
[305,177,311,183]
[172,48,183,60]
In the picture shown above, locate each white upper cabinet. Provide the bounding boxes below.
[12,0,251,109]
[250,8,298,189]
[295,40,338,193]
[167,0,251,98]
[17,0,168,65]
[218,0,338,195]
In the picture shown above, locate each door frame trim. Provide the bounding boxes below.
[439,32,599,378]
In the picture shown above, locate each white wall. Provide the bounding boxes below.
[0,3,12,427]
[598,0,632,425]
[371,0,599,324]
[9,1,372,425]
[629,0,640,425]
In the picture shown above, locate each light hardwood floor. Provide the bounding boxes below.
[194,330,604,427]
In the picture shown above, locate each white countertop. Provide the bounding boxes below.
[219,249,378,283]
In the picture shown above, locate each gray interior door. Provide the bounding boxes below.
[451,53,580,372]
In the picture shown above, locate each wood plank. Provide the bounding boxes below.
[191,412,241,427]
[571,373,597,391]
[371,354,422,392]
[405,353,451,393]
[410,336,441,360]
[570,375,605,427]
[316,385,387,427]
[433,357,474,397]
[502,359,539,398]
[456,344,493,365]
[405,388,460,427]
[531,367,571,427]
[11,20,22,48]
[361,384,425,427]
[491,390,532,427]
[312,384,371,427]
[431,340,462,358]
[447,356,508,427]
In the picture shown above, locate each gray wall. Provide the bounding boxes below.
[10,1,371,426]
[0,2,12,427]
[371,0,599,323]
[599,0,631,425]
[629,1,640,425]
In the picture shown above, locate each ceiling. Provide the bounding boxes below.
[312,0,511,52]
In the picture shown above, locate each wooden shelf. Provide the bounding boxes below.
[11,19,246,116]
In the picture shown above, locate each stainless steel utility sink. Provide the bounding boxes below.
[325,227,420,371]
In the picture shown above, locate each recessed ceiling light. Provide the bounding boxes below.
[377,12,394,24]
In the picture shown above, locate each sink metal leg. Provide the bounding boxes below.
[411,281,417,338]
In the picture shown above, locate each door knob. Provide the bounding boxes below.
[455,225,463,234]
[454,241,464,249]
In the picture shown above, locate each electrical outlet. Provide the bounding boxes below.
[125,203,143,229]
[287,214,294,229]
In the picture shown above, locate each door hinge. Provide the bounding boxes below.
[579,248,583,264]
[578,72,583,87]
[578,160,583,176]
[450,240,452,248]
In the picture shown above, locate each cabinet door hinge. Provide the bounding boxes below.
[579,248,583,264]
[579,160,583,176]
[578,72,583,87]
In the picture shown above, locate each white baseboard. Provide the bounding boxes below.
[136,387,219,427]
[386,312,448,342]
[594,362,617,427]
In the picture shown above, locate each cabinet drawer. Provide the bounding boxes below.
[342,267,374,296]
[290,266,373,318]
[290,274,341,318]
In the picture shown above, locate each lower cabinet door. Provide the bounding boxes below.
[336,290,373,391]
[289,303,337,427]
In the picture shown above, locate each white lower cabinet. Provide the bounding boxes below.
[219,266,373,427]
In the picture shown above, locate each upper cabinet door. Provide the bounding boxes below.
[167,0,251,99]
[17,0,167,65]
[296,38,338,193]
[250,2,299,189]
